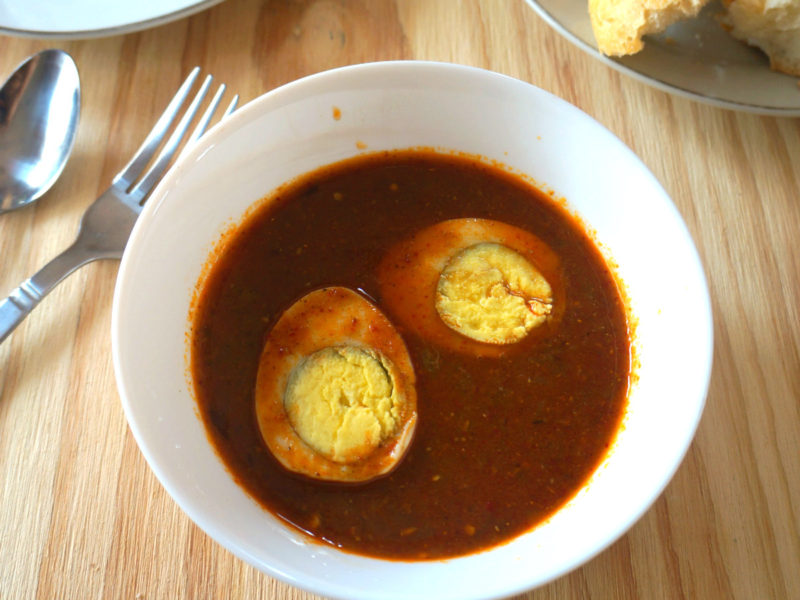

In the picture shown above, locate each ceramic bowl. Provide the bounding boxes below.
[112,61,713,600]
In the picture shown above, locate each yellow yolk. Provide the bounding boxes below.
[436,242,553,344]
[284,345,401,463]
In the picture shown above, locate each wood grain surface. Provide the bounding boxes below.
[1,1,798,598]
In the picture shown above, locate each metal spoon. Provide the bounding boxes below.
[0,49,80,214]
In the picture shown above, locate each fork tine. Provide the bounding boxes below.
[223,95,239,118]
[112,67,201,190]
[184,83,227,150]
[127,74,214,201]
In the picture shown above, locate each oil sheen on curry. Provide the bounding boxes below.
[190,150,631,560]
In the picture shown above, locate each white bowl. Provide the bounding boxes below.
[112,61,713,600]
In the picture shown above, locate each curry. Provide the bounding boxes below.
[190,150,630,560]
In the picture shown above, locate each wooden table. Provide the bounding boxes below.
[1,1,798,598]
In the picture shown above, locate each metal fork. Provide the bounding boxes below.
[0,68,237,344]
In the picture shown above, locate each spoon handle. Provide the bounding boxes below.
[0,242,96,344]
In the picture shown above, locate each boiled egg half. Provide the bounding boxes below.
[255,286,417,483]
[377,218,563,356]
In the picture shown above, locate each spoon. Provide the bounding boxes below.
[0,49,80,214]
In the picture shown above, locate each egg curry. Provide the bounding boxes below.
[190,150,630,560]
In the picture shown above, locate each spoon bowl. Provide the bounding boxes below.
[0,49,80,214]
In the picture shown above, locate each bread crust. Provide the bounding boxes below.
[589,0,710,55]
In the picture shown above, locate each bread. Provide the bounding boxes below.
[722,0,800,76]
[589,0,710,55]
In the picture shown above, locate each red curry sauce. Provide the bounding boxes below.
[190,150,630,560]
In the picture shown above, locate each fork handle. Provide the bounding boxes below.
[0,242,98,344]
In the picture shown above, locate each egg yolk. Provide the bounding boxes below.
[436,242,553,344]
[284,345,401,464]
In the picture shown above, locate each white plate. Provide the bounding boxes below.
[0,0,223,38]
[526,0,800,115]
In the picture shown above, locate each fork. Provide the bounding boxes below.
[0,68,237,344]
